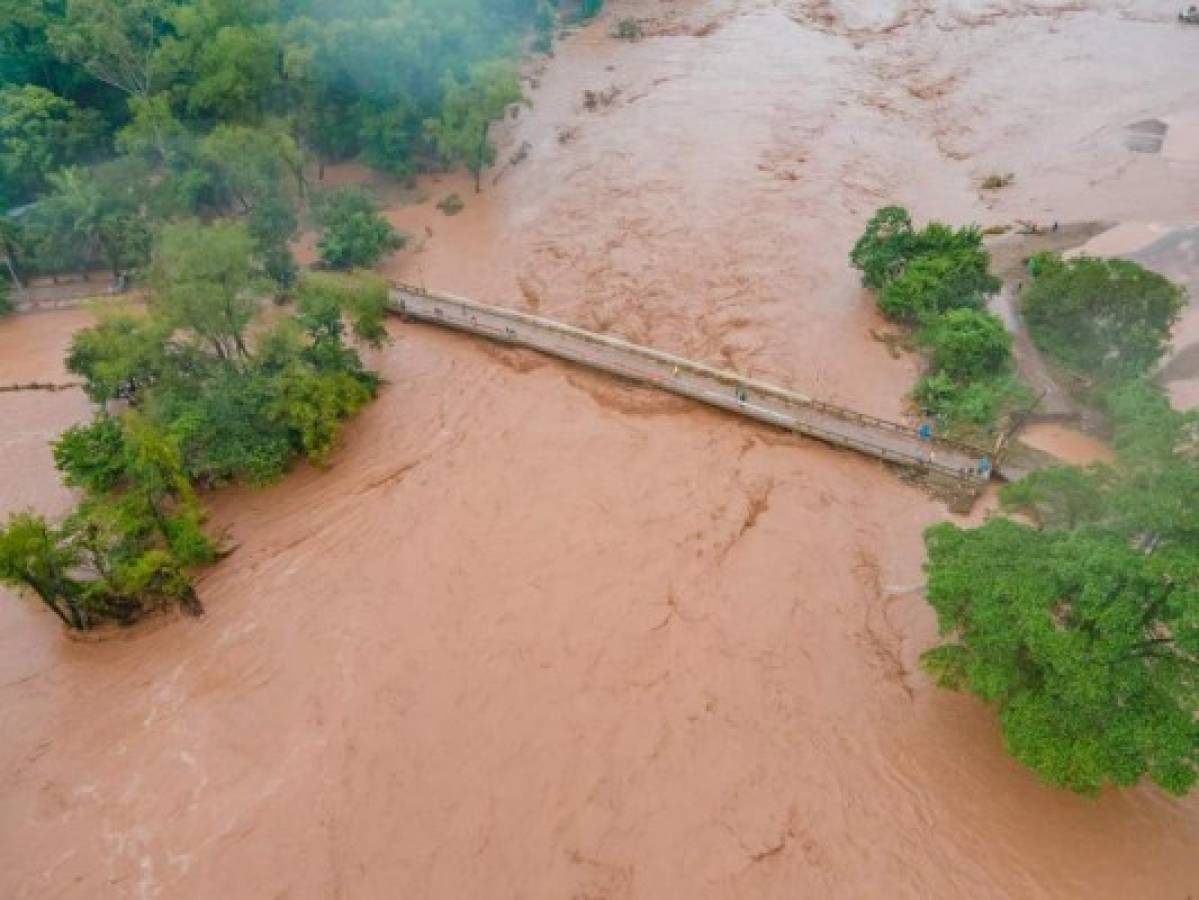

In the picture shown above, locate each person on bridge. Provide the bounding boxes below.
[917,421,933,442]
[977,456,993,478]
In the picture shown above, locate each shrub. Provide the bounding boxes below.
[314,187,406,270]
[918,308,1012,380]
[437,193,465,216]
[1023,254,1185,383]
[878,248,1000,323]
[914,372,1029,427]
[850,206,915,289]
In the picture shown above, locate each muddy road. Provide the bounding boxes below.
[3,1,1199,897]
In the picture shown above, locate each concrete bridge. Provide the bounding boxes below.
[390,285,995,505]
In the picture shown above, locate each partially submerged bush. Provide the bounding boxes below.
[878,248,1000,323]
[437,193,465,216]
[613,18,643,40]
[913,371,1030,427]
[917,308,1012,381]
[980,172,1014,190]
[314,187,406,270]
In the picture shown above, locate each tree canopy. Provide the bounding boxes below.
[850,206,1020,432]
[313,187,405,271]
[923,379,1199,796]
[1023,254,1186,383]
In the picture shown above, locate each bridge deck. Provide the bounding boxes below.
[390,285,991,490]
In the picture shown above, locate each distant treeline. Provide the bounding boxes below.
[0,0,593,280]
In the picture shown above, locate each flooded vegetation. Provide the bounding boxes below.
[3,0,1199,896]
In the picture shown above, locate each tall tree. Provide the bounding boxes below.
[29,159,154,278]
[425,59,522,193]
[1023,254,1186,383]
[0,84,104,204]
[151,220,261,360]
[50,0,176,100]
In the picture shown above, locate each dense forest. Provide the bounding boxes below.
[0,0,586,287]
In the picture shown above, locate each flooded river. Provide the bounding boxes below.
[3,1,1199,897]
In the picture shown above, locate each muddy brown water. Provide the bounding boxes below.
[4,2,1199,897]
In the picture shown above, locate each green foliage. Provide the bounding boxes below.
[0,512,87,629]
[1000,465,1111,530]
[913,371,1030,428]
[849,206,915,290]
[18,225,385,630]
[49,0,174,98]
[0,275,11,315]
[297,271,391,348]
[27,160,155,277]
[424,59,523,192]
[851,206,1015,430]
[926,379,1199,795]
[0,84,104,203]
[437,193,465,216]
[313,187,405,270]
[917,309,1012,380]
[199,125,302,214]
[922,518,1199,796]
[150,220,261,360]
[247,193,299,290]
[878,247,1000,323]
[1023,255,1186,383]
[66,309,170,403]
[851,207,999,323]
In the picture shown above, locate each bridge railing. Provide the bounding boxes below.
[391,284,988,485]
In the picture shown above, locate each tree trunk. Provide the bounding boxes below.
[2,253,21,291]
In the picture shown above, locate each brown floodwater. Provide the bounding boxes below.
[4,1,1199,897]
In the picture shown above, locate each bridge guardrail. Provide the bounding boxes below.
[391,283,989,486]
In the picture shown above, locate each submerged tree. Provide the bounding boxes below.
[922,380,1199,796]
[313,187,404,270]
[425,59,522,193]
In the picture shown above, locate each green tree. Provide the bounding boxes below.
[50,0,174,100]
[313,187,404,270]
[0,512,87,630]
[29,160,154,278]
[115,93,189,165]
[297,271,390,349]
[922,518,1199,796]
[0,84,104,203]
[67,310,171,403]
[247,193,299,291]
[918,308,1012,380]
[878,247,1000,323]
[151,219,262,360]
[199,124,303,214]
[1000,465,1112,530]
[1023,255,1186,382]
[425,58,522,192]
[849,206,915,290]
